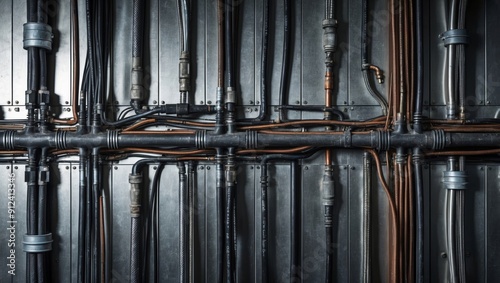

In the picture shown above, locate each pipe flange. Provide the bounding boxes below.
[432,129,446,150]
[442,171,468,190]
[23,233,53,253]
[245,131,258,149]
[343,128,352,148]
[195,130,207,149]
[440,29,469,46]
[3,130,17,150]
[107,130,120,150]
[55,130,68,150]
[23,22,53,50]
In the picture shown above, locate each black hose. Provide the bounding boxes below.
[216,149,225,283]
[256,0,270,121]
[91,150,101,282]
[225,0,235,88]
[225,153,236,283]
[179,162,189,283]
[290,161,301,283]
[260,163,269,283]
[132,0,145,58]
[78,148,88,283]
[278,0,292,122]
[26,148,39,283]
[130,217,142,283]
[325,205,334,283]
[37,148,48,283]
[414,0,424,133]
[413,150,424,283]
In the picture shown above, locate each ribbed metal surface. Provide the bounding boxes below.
[0,0,499,282]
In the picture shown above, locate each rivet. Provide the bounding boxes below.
[199,166,204,170]
[250,166,254,169]
[14,166,18,170]
[441,252,447,258]
[6,166,10,169]
[153,166,158,170]
[304,166,309,170]
[152,100,157,104]
[249,100,254,104]
[15,100,19,104]
[256,166,261,169]
[114,166,118,170]
[303,101,308,105]
[161,101,165,105]
[73,166,77,170]
[66,166,70,170]
[206,166,211,170]
[65,101,69,105]
[207,101,212,105]
[351,166,356,170]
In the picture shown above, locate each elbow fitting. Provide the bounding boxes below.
[363,64,385,84]
[129,173,143,217]
[179,51,190,93]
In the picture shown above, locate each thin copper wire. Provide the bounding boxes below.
[122,118,157,131]
[237,146,311,155]
[426,149,500,156]
[367,149,398,283]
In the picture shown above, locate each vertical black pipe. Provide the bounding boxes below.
[216,150,225,283]
[260,163,269,283]
[413,149,424,283]
[26,147,39,283]
[278,0,292,122]
[78,148,88,283]
[179,162,189,283]
[290,161,301,283]
[91,149,101,282]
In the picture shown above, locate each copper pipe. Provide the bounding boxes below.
[177,156,215,161]
[165,119,215,127]
[367,149,398,283]
[121,130,195,135]
[426,149,500,156]
[325,149,332,166]
[117,148,212,155]
[258,130,343,135]
[50,149,79,156]
[237,146,311,155]
[0,125,25,130]
[367,65,385,84]
[122,118,157,131]
[51,0,79,125]
[0,150,27,155]
[240,119,385,130]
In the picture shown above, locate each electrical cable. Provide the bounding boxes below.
[278,0,292,122]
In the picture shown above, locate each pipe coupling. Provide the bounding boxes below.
[129,173,143,217]
[442,171,467,190]
[322,165,335,206]
[322,19,338,54]
[179,51,190,92]
[23,22,53,50]
[23,233,53,253]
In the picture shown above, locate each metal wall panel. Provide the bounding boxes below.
[1,0,500,282]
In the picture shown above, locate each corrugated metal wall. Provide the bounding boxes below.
[0,0,500,282]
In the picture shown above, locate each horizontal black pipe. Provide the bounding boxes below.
[4,131,500,150]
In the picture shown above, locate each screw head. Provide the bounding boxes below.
[441,252,447,258]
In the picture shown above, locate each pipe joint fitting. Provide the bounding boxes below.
[23,22,53,50]
[38,165,50,185]
[322,19,338,54]
[322,165,335,206]
[443,171,468,190]
[129,173,143,217]
[23,233,53,253]
[179,52,190,92]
